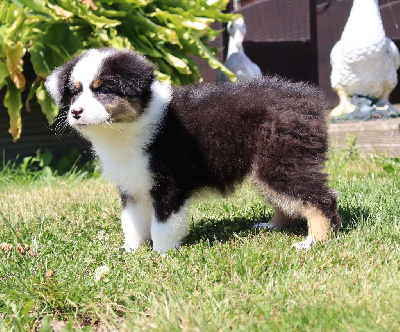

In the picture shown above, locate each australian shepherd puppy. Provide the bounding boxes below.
[45,48,341,253]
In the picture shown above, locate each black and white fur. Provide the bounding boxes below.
[45,48,341,253]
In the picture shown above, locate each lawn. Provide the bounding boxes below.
[1,145,399,331]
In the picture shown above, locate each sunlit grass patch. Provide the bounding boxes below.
[0,146,399,331]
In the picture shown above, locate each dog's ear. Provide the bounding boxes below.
[100,50,158,99]
[45,54,84,107]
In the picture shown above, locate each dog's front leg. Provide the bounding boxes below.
[151,201,190,254]
[120,194,152,252]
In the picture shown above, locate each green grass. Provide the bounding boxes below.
[0,146,399,331]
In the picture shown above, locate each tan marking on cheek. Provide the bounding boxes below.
[92,79,102,89]
[105,98,142,123]
[74,82,81,90]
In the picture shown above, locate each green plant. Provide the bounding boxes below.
[0,0,238,141]
[0,149,100,184]
[19,150,54,176]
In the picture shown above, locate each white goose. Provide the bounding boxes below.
[217,17,262,82]
[330,0,400,117]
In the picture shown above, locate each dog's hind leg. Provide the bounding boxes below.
[291,198,342,249]
[290,189,340,249]
[252,173,341,250]
[292,204,333,249]
[120,193,152,252]
[267,207,303,230]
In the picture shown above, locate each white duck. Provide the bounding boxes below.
[330,0,400,117]
[217,17,262,82]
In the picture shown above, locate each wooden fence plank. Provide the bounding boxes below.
[329,117,400,157]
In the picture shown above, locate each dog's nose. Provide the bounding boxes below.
[71,107,83,120]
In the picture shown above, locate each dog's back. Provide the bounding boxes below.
[148,77,333,222]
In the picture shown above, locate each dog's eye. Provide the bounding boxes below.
[97,87,111,95]
[71,87,79,96]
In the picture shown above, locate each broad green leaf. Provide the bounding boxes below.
[3,78,23,142]
[185,35,236,81]
[129,34,163,57]
[156,71,173,84]
[36,80,58,123]
[97,0,153,5]
[182,20,209,30]
[39,150,53,167]
[1,0,237,138]
[97,7,127,19]
[94,27,131,48]
[82,14,121,28]
[151,9,213,30]
[206,0,230,7]
[129,12,181,45]
[73,3,121,28]
[4,41,26,89]
[0,60,8,86]
[20,300,35,321]
[0,3,23,25]
[163,52,192,75]
[17,0,54,17]
[25,78,40,112]
[149,10,188,28]
[29,22,82,77]
[1,6,26,40]
[78,327,94,332]
[159,43,201,78]
[156,58,173,77]
[39,316,51,332]
[57,0,113,28]
[63,319,74,332]
[0,2,7,21]
[47,3,74,19]
[201,9,241,22]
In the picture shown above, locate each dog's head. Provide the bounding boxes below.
[45,48,157,130]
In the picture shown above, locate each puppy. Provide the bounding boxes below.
[45,48,341,253]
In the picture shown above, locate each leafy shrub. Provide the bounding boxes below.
[1,149,100,184]
[0,0,238,141]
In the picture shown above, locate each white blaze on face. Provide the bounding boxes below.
[68,49,115,129]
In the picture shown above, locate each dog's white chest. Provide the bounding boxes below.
[83,124,154,198]
[100,144,152,197]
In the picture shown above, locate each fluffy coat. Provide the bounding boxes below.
[45,48,341,253]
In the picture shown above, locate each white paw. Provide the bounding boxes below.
[291,235,315,250]
[153,241,181,255]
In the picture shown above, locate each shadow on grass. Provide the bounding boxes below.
[183,213,307,247]
[183,206,371,246]
[338,206,372,233]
